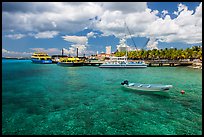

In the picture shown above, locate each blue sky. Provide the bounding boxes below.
[2,2,202,57]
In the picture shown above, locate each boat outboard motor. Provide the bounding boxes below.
[121,80,129,85]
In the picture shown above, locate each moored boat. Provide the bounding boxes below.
[51,55,68,63]
[31,52,52,64]
[99,56,147,68]
[99,36,147,68]
[57,57,84,67]
[121,80,173,92]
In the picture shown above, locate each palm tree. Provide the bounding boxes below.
[113,45,202,61]
[115,51,125,57]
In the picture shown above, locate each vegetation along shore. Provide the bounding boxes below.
[114,46,202,69]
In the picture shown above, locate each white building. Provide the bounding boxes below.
[106,46,111,54]
[116,38,130,52]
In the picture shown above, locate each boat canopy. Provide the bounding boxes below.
[31,52,51,59]
[59,57,83,62]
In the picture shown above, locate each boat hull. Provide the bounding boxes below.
[57,62,83,67]
[99,64,147,68]
[122,83,173,92]
[31,59,52,64]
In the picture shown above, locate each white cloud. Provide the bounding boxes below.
[116,38,134,51]
[173,11,179,16]
[63,44,87,56]
[5,33,26,39]
[87,31,96,38]
[62,35,88,45]
[166,3,202,44]
[52,21,57,28]
[162,10,168,14]
[2,2,202,50]
[62,48,70,55]
[96,2,202,45]
[117,38,128,47]
[2,48,8,53]
[102,2,147,13]
[62,34,90,56]
[2,48,32,57]
[146,38,159,50]
[30,48,61,55]
[161,10,168,17]
[2,2,103,33]
[173,3,189,16]
[30,48,44,52]
[34,31,59,39]
[194,2,202,17]
[146,15,179,37]
[95,7,159,38]
[145,3,202,44]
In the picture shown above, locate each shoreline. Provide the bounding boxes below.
[187,62,202,70]
[2,58,202,69]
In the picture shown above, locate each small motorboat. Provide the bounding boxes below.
[121,80,173,92]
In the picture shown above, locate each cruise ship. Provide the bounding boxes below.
[31,52,52,64]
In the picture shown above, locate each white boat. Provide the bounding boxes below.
[99,56,147,68]
[121,80,173,92]
[99,35,147,68]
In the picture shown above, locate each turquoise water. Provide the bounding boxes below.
[2,59,202,135]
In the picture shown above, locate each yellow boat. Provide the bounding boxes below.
[31,52,52,64]
[57,57,84,67]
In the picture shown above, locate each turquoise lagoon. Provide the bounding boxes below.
[2,59,202,135]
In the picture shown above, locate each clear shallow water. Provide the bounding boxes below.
[2,59,202,135]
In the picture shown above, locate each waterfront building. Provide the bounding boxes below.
[96,52,112,61]
[106,46,111,55]
[118,47,128,52]
[117,38,130,52]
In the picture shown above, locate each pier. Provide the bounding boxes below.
[51,59,194,67]
[83,62,103,66]
[145,60,193,67]
[82,60,194,67]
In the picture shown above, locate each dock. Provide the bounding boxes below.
[52,61,103,66]
[145,60,193,67]
[82,60,193,67]
[52,60,194,67]
[83,62,103,66]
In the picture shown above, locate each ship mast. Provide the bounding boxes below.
[124,37,128,63]
[124,21,138,51]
